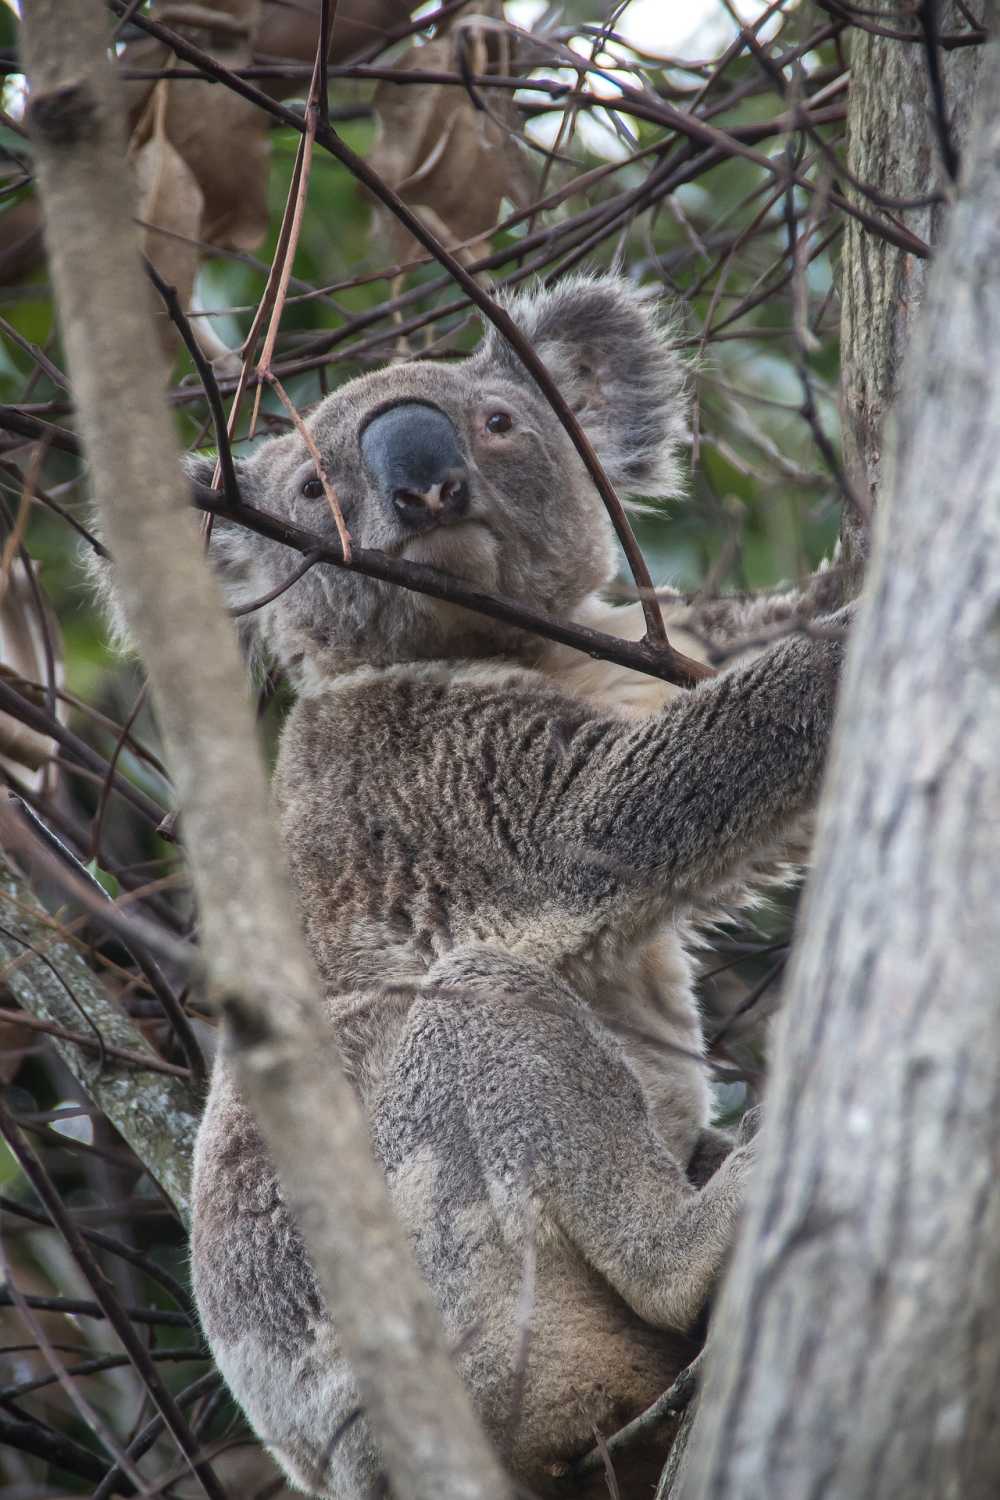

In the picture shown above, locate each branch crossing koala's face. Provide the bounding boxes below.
[188,277,689,685]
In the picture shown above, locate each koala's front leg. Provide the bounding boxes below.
[686,1107,761,1187]
[659,561,848,659]
[535,610,850,912]
[554,1131,755,1332]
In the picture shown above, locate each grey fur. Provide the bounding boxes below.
[126,276,848,1497]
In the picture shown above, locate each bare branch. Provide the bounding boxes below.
[19,5,515,1497]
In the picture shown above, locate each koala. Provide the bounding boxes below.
[167,277,848,1499]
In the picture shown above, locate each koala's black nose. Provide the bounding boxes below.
[360,402,470,532]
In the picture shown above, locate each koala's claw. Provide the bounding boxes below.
[736,1104,763,1146]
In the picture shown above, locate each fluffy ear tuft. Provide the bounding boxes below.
[472,274,690,500]
[84,453,269,671]
[181,454,276,675]
[181,452,261,599]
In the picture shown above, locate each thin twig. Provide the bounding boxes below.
[90,1372,224,1500]
[7,793,206,1080]
[193,484,716,689]
[0,1192,196,1319]
[262,374,352,562]
[250,97,319,435]
[0,1004,191,1076]
[0,1289,189,1326]
[144,260,241,510]
[917,0,961,183]
[568,1362,702,1481]
[0,1227,156,1495]
[230,547,323,617]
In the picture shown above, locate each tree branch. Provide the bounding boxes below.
[20,4,514,1496]
[0,405,716,690]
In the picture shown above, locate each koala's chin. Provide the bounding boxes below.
[395,516,501,589]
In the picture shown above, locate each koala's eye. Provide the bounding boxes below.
[301,475,325,500]
[485,411,513,435]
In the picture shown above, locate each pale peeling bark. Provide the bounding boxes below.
[655,1404,696,1499]
[0,856,199,1219]
[839,6,981,587]
[19,4,511,1498]
[675,23,1000,1500]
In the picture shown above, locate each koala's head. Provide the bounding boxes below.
[196,276,689,687]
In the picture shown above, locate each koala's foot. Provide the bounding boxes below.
[686,1125,735,1187]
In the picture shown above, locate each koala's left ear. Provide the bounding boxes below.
[470,275,690,499]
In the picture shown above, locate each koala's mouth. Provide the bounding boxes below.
[385,516,487,556]
[391,518,500,586]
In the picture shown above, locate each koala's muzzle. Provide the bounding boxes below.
[360,402,470,532]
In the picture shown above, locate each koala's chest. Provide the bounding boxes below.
[282,797,573,991]
[274,676,601,982]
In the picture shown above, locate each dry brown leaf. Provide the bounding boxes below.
[4,3,423,322]
[255,0,415,80]
[133,85,206,360]
[129,1,270,253]
[122,2,269,367]
[164,78,270,254]
[368,10,535,267]
[120,31,174,122]
[0,556,64,794]
[155,0,270,253]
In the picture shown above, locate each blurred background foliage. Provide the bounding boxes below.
[0,2,846,1494]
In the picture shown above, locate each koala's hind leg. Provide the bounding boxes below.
[192,1071,386,1500]
[549,1111,754,1333]
[424,951,754,1338]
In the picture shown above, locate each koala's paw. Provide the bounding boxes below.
[715,1132,758,1220]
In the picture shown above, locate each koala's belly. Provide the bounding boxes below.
[444,1231,697,1494]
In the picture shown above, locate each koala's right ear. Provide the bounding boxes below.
[469,275,690,501]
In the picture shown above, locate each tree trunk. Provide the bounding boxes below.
[839,4,981,589]
[674,20,1000,1500]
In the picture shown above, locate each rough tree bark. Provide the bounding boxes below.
[0,855,200,1219]
[19,4,510,1498]
[674,19,1000,1500]
[658,18,984,1489]
[839,4,981,587]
